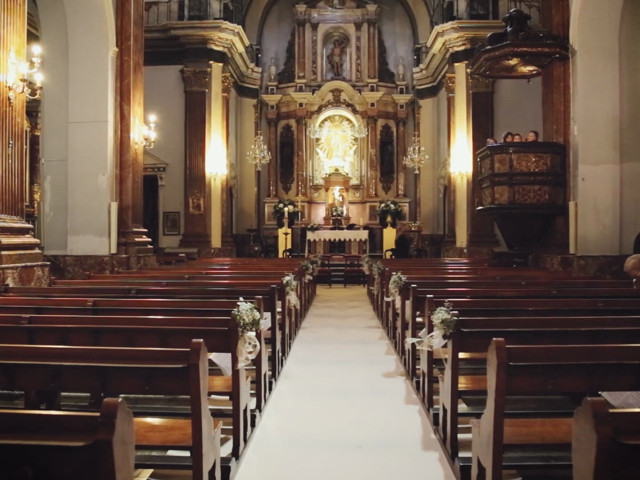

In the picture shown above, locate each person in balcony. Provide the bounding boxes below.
[525,130,539,142]
[513,133,523,142]
[502,131,514,142]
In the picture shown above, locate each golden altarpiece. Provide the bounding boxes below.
[259,0,414,251]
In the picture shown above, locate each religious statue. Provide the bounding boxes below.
[327,38,347,77]
[268,57,277,83]
[397,57,406,82]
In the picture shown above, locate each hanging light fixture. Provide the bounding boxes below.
[404,132,429,174]
[247,130,271,170]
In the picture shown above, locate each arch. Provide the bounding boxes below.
[245,0,428,48]
[569,0,624,254]
[39,0,117,255]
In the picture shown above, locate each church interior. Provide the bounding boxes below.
[1,1,640,479]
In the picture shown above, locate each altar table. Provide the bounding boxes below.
[306,230,368,256]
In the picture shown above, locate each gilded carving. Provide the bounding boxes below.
[513,154,550,172]
[181,67,211,91]
[494,186,510,204]
[221,74,235,94]
[481,188,492,206]
[469,75,493,92]
[515,185,550,204]
[494,154,510,173]
[444,74,455,94]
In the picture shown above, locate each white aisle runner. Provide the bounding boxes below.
[234,285,455,480]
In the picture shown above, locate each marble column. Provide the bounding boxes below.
[367,19,377,80]
[295,116,307,197]
[396,119,407,197]
[355,22,363,82]
[452,62,472,249]
[180,66,211,250]
[311,21,319,82]
[295,5,307,81]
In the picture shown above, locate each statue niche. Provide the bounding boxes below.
[324,31,350,80]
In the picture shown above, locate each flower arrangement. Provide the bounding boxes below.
[404,302,457,353]
[388,271,406,298]
[301,259,318,281]
[377,199,402,227]
[307,223,321,232]
[362,255,374,275]
[232,298,262,368]
[330,206,345,218]
[231,299,261,334]
[273,198,298,227]
[370,260,384,293]
[431,301,457,339]
[283,273,300,310]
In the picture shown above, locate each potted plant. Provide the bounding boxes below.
[377,199,402,227]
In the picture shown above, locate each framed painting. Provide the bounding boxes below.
[163,211,180,235]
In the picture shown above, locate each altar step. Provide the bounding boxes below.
[317,255,365,287]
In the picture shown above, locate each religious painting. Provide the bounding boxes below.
[279,124,295,194]
[163,211,180,235]
[379,124,395,194]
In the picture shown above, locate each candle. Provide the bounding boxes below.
[284,207,289,220]
[359,217,363,225]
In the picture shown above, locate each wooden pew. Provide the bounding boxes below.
[470,339,640,480]
[0,293,278,398]
[435,315,640,465]
[0,340,222,480]
[573,397,640,480]
[0,316,252,460]
[416,297,640,417]
[0,397,134,480]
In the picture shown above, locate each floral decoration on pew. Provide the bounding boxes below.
[370,261,384,293]
[405,301,458,352]
[301,257,319,282]
[232,299,262,368]
[283,273,300,310]
[362,255,373,275]
[385,271,407,311]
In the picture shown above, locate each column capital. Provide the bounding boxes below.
[181,67,211,92]
[221,73,235,95]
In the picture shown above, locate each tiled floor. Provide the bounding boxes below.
[233,285,456,480]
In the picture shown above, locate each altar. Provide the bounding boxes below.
[306,230,368,256]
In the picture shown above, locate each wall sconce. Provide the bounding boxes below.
[6,45,43,105]
[140,114,157,149]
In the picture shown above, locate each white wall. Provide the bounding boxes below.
[570,0,624,254]
[378,0,415,85]
[493,77,542,141]
[40,0,116,255]
[260,0,296,82]
[144,65,185,248]
[619,0,640,252]
[235,97,258,233]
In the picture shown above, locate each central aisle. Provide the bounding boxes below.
[234,285,456,480]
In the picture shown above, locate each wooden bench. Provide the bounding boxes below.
[0,397,134,480]
[573,397,640,480]
[417,297,640,417]
[435,315,640,465]
[470,339,640,480]
[0,340,222,480]
[0,315,253,460]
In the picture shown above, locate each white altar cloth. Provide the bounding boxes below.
[306,230,368,255]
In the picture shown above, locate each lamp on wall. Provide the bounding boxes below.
[6,45,43,104]
[139,114,157,149]
[403,132,429,174]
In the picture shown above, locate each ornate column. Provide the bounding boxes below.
[295,116,308,197]
[366,5,379,80]
[294,4,307,82]
[311,20,319,82]
[367,117,378,197]
[220,73,234,251]
[26,108,42,226]
[180,66,211,250]
[396,119,407,197]
[117,0,152,256]
[355,21,363,82]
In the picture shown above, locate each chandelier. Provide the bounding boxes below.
[404,132,429,174]
[247,130,271,170]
